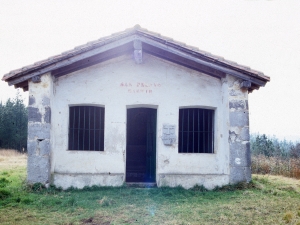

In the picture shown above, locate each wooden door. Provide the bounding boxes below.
[126,108,156,182]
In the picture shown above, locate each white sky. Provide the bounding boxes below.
[0,0,300,141]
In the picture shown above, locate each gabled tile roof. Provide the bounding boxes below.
[2,25,270,91]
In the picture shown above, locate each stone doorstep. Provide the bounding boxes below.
[126,182,157,188]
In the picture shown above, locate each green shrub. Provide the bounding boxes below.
[22,197,33,204]
[0,177,10,187]
[0,188,11,200]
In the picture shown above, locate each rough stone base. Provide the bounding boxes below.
[27,138,51,184]
[27,156,50,184]
[157,174,229,189]
[52,173,125,189]
[229,167,251,183]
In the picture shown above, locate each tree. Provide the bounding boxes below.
[251,134,297,159]
[251,134,275,157]
[0,92,27,152]
[290,143,300,158]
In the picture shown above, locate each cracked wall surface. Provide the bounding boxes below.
[227,75,251,183]
[27,73,52,184]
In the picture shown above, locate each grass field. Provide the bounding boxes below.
[0,150,300,225]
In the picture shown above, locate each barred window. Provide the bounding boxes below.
[178,108,214,153]
[69,106,104,151]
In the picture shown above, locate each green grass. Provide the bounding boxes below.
[0,164,300,224]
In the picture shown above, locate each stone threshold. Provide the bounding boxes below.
[126,182,157,188]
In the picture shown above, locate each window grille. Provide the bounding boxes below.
[68,106,104,151]
[178,108,214,153]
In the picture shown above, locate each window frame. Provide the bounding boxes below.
[178,107,215,154]
[68,105,105,151]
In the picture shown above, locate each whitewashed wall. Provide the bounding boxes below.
[50,53,230,189]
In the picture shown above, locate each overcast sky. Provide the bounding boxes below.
[1,0,300,141]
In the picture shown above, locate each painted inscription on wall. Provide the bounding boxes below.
[120,82,161,93]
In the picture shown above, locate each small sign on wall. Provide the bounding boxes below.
[162,124,176,145]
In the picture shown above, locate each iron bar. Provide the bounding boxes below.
[83,107,85,150]
[99,108,101,151]
[181,110,184,152]
[192,109,194,153]
[78,107,80,150]
[88,106,90,150]
[212,111,214,153]
[197,109,200,153]
[207,112,210,153]
[72,107,75,150]
[94,107,96,150]
[202,109,205,153]
[187,109,189,153]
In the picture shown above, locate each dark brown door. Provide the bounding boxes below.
[126,108,156,182]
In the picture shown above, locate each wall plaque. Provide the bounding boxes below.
[162,124,176,145]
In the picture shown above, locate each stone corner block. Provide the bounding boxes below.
[28,107,42,122]
[28,123,50,140]
[229,100,246,110]
[229,166,251,183]
[229,142,251,167]
[42,96,50,106]
[44,106,51,124]
[230,111,249,127]
[28,96,36,106]
[240,127,250,141]
[27,156,51,184]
